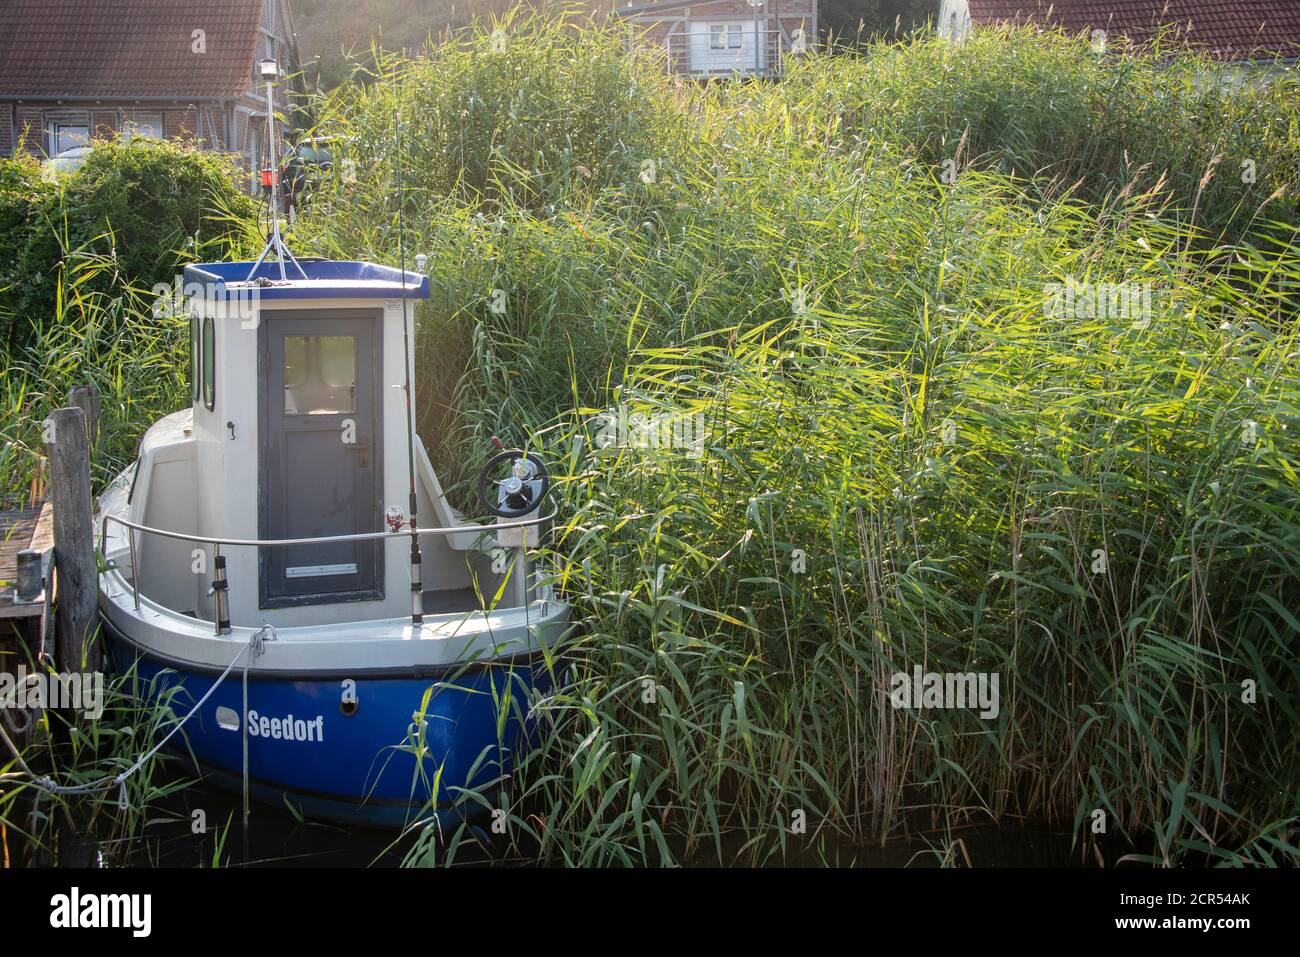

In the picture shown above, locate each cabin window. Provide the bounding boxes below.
[283,335,356,414]
[202,317,216,411]
[189,314,200,401]
[710,24,744,50]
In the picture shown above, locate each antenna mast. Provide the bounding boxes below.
[247,58,306,281]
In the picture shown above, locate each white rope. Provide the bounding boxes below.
[0,632,258,802]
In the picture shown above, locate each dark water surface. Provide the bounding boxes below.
[119,774,413,867]
[105,769,1130,868]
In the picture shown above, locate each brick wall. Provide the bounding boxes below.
[91,110,118,139]
[0,104,11,156]
[164,106,199,141]
[15,107,45,155]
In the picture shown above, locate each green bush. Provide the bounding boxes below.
[0,254,187,507]
[1,138,256,350]
[759,26,1300,240]
[298,11,691,218]
[0,153,55,351]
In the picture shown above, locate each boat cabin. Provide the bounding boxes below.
[109,259,517,630]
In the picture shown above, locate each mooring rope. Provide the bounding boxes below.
[0,630,261,805]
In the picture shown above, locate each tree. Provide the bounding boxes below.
[819,0,935,45]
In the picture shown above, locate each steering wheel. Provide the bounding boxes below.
[476,449,551,519]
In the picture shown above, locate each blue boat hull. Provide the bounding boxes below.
[104,619,549,829]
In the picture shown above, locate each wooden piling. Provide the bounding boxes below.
[47,406,100,674]
[67,381,101,457]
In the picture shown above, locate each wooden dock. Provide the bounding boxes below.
[1,389,101,865]
[1,500,54,656]
[1,498,55,679]
[1,502,55,778]
[2,384,100,676]
[1,503,54,618]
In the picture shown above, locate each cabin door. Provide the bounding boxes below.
[260,312,384,607]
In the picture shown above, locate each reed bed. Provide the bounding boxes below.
[291,16,1299,866]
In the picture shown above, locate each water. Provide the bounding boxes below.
[119,775,413,867]
[4,758,1133,868]
[104,770,1128,867]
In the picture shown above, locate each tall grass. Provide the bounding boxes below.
[0,654,208,866]
[0,248,189,506]
[758,26,1300,241]
[289,16,1300,866]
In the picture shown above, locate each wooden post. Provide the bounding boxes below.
[47,406,101,674]
[67,381,101,456]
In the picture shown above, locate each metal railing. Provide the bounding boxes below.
[99,505,558,635]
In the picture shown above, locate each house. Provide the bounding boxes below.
[615,0,818,77]
[0,0,298,187]
[937,1,1300,69]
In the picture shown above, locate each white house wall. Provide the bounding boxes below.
[938,0,972,40]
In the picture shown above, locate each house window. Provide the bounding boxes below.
[50,123,89,156]
[710,24,744,50]
[250,116,266,184]
[123,113,163,142]
[202,317,216,411]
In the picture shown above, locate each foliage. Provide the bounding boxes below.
[0,250,190,508]
[0,139,256,353]
[0,152,55,352]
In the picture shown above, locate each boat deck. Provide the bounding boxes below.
[422,587,487,615]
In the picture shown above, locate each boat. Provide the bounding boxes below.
[94,253,567,828]
[96,60,568,827]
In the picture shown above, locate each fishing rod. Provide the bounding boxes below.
[394,68,423,627]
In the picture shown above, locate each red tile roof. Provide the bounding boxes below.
[966,0,1300,61]
[0,0,266,99]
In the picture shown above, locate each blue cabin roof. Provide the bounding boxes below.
[184,259,431,301]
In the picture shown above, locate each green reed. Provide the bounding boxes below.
[281,15,1300,866]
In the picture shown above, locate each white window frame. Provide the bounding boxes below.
[50,122,89,156]
[709,23,744,50]
[122,112,164,142]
